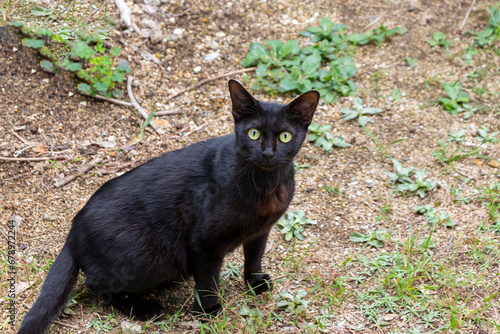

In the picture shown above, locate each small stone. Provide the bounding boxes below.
[167,34,180,41]
[13,47,18,52]
[204,50,220,62]
[42,78,49,83]
[365,179,375,187]
[193,66,201,73]
[488,160,500,168]
[80,101,87,107]
[150,26,163,44]
[121,320,141,333]
[31,69,36,74]
[141,29,151,38]
[68,92,74,97]
[173,28,183,36]
[169,17,176,23]
[133,80,140,87]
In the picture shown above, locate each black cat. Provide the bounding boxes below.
[18,80,319,333]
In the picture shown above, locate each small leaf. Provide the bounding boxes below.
[40,60,54,70]
[22,39,44,49]
[77,83,91,93]
[31,6,53,16]
[65,62,82,71]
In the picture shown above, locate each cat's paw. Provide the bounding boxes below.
[246,273,273,295]
[193,302,222,320]
[131,299,166,321]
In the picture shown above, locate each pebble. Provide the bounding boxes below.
[365,179,375,187]
[193,66,201,73]
[121,321,141,333]
[204,50,220,62]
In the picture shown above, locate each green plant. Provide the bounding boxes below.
[307,123,350,152]
[427,31,452,49]
[370,69,384,98]
[389,88,401,101]
[75,43,131,97]
[341,97,382,126]
[431,128,497,165]
[361,126,405,159]
[397,169,436,198]
[414,205,456,227]
[406,57,418,68]
[466,6,500,47]
[385,159,415,185]
[14,6,126,98]
[437,81,471,116]
[221,262,242,279]
[276,290,311,314]
[87,314,115,333]
[242,17,406,103]
[476,126,499,146]
[276,210,317,241]
[349,228,387,248]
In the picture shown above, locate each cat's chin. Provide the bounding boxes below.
[256,163,281,171]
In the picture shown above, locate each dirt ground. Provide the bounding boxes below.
[1,0,499,333]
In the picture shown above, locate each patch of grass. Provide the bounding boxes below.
[13,3,128,98]
[307,123,351,152]
[277,210,317,241]
[349,228,388,248]
[437,81,473,117]
[341,97,383,126]
[427,31,452,49]
[406,57,418,68]
[466,5,500,47]
[242,17,406,103]
[431,128,498,166]
[276,289,311,314]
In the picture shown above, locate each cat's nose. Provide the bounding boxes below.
[262,148,274,160]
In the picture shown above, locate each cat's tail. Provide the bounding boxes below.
[18,244,79,334]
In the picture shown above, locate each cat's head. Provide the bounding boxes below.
[228,80,319,170]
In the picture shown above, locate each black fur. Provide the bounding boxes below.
[18,80,319,333]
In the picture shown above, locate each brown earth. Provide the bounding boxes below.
[1,0,499,333]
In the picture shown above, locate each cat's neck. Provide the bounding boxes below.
[234,156,294,193]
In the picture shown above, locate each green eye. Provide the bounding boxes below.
[248,128,260,140]
[279,131,292,143]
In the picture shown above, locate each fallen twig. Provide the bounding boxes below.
[164,67,257,104]
[80,92,133,107]
[0,157,65,162]
[127,76,164,135]
[11,129,31,145]
[114,0,132,30]
[54,320,79,330]
[54,157,103,188]
[183,123,208,137]
[364,12,387,29]
[154,109,183,116]
[459,0,476,31]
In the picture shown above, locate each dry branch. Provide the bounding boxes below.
[163,67,257,104]
[54,157,103,188]
[80,92,133,107]
[114,0,132,30]
[0,157,65,162]
[127,76,164,135]
[459,0,476,31]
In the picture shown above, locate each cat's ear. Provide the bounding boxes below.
[287,91,320,126]
[228,79,258,121]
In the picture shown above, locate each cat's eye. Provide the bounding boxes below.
[279,131,292,143]
[248,128,260,140]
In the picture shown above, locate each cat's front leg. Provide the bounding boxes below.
[191,255,224,317]
[243,231,273,295]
